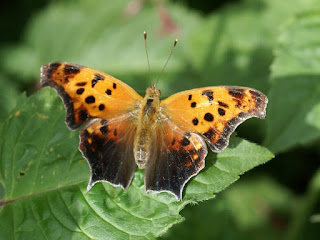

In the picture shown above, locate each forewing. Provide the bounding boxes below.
[80,114,137,190]
[40,62,143,130]
[145,122,208,200]
[161,86,268,152]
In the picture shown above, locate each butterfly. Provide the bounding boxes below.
[40,59,267,200]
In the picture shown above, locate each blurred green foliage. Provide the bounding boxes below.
[0,0,320,239]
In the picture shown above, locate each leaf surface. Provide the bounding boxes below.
[265,11,320,153]
[0,89,273,239]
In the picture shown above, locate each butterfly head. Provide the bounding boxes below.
[146,83,161,98]
[143,84,161,114]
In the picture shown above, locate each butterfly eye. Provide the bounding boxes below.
[157,89,161,96]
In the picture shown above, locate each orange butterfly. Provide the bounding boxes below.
[40,40,267,200]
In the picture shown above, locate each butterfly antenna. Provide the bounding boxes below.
[144,31,152,86]
[155,38,178,86]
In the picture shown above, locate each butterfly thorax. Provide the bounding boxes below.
[134,85,161,169]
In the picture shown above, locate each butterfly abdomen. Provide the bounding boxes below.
[133,86,161,169]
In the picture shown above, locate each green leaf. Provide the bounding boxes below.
[265,10,320,153]
[0,88,273,239]
[185,137,274,201]
[0,89,87,200]
[0,74,19,119]
[180,0,320,91]
[162,176,294,240]
[2,0,200,86]
[4,0,318,94]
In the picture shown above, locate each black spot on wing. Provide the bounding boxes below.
[249,89,268,118]
[92,74,104,88]
[77,109,89,122]
[204,113,214,122]
[192,118,199,126]
[218,101,229,108]
[180,137,190,146]
[40,62,62,87]
[235,100,242,108]
[85,96,95,104]
[203,128,215,140]
[100,125,108,135]
[76,82,87,86]
[98,104,105,111]
[202,90,213,104]
[48,62,61,73]
[218,108,225,116]
[229,88,244,99]
[76,88,84,95]
[64,64,81,75]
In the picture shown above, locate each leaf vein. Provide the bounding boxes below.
[79,189,130,237]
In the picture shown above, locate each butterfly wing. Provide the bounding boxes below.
[80,114,137,190]
[40,62,143,130]
[41,62,142,191]
[160,86,268,152]
[145,121,208,200]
